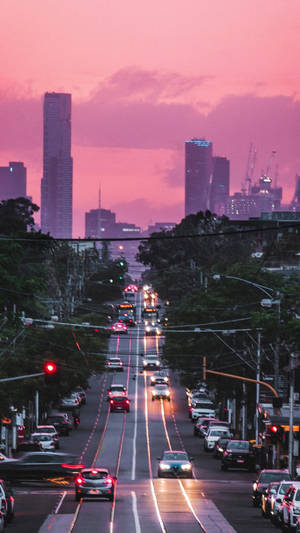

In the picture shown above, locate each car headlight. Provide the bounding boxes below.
[165,391,170,396]
[143,360,147,365]
[160,463,171,470]
[146,327,151,332]
[157,361,160,365]
[164,377,168,382]
[253,482,258,491]
[218,448,223,452]
[181,464,192,470]
[152,390,156,395]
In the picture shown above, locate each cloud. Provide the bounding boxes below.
[110,198,184,228]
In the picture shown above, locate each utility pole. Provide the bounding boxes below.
[288,353,296,475]
[256,332,261,445]
[274,293,281,391]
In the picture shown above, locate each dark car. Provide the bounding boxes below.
[213,436,231,459]
[75,468,116,501]
[221,440,256,472]
[0,452,84,482]
[252,469,291,507]
[195,417,218,438]
[16,440,43,453]
[261,482,280,518]
[46,413,72,436]
[0,479,14,523]
[110,396,130,412]
[157,451,193,478]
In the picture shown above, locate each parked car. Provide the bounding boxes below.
[105,357,124,371]
[281,482,300,530]
[252,469,291,507]
[110,396,130,413]
[261,482,279,518]
[194,417,217,438]
[46,413,73,436]
[59,396,80,410]
[16,440,43,453]
[31,433,56,452]
[204,428,231,452]
[75,468,116,501]
[270,480,293,524]
[296,516,300,532]
[34,425,59,449]
[213,436,231,459]
[221,440,255,472]
[0,478,14,523]
[74,388,87,405]
[189,400,215,421]
[157,451,193,478]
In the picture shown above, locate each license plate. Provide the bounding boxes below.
[89,489,100,494]
[237,459,244,463]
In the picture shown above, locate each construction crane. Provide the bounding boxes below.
[244,143,257,195]
[262,150,276,182]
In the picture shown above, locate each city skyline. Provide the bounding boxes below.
[0,2,300,235]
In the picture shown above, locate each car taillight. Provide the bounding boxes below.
[9,496,14,502]
[110,400,114,404]
[105,476,113,485]
[119,362,122,365]
[126,400,130,404]
[75,475,83,484]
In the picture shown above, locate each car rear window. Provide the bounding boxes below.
[279,483,292,495]
[83,471,108,480]
[228,441,250,450]
[112,397,126,401]
[260,472,291,483]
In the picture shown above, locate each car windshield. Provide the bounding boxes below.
[279,483,292,495]
[260,472,291,483]
[210,430,229,436]
[156,385,167,390]
[83,471,109,480]
[228,441,249,450]
[37,428,54,433]
[112,397,126,401]
[111,386,124,391]
[194,402,213,408]
[163,452,188,461]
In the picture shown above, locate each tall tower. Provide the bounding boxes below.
[210,156,230,215]
[185,139,213,217]
[41,93,73,238]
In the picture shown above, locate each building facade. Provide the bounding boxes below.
[41,92,73,238]
[210,156,230,215]
[0,162,26,202]
[85,208,116,238]
[185,139,213,217]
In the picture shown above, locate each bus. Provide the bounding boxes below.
[118,303,136,326]
[142,307,159,325]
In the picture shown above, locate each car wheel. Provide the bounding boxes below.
[193,429,198,436]
[168,398,170,402]
[75,493,81,502]
[252,499,259,507]
[261,508,266,518]
[6,511,14,523]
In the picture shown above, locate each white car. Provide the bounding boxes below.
[270,481,293,524]
[143,355,160,370]
[152,384,171,401]
[204,428,231,451]
[59,396,80,409]
[34,425,59,449]
[145,324,162,336]
[281,482,300,530]
[31,433,56,451]
[105,357,124,371]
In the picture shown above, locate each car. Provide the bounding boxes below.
[46,413,73,436]
[281,482,300,530]
[252,469,291,507]
[296,516,300,533]
[150,372,169,386]
[107,384,127,400]
[221,440,255,471]
[0,479,14,524]
[31,433,57,452]
[74,388,87,405]
[34,425,60,449]
[143,355,160,370]
[261,482,280,519]
[105,357,124,371]
[189,400,215,421]
[194,417,217,437]
[152,384,171,401]
[204,428,231,452]
[75,468,116,501]
[16,440,43,453]
[213,436,231,459]
[0,511,4,532]
[110,396,130,412]
[0,452,84,481]
[59,396,80,409]
[270,480,293,524]
[111,322,128,334]
[145,324,162,336]
[157,451,193,478]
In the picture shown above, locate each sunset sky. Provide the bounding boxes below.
[1,0,300,236]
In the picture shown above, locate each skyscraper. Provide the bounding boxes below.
[210,156,230,215]
[185,139,213,217]
[41,93,73,238]
[0,162,27,202]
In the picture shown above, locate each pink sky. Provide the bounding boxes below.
[1,0,300,235]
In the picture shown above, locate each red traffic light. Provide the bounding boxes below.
[270,425,279,433]
[44,362,57,374]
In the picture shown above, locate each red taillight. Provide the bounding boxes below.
[110,400,114,404]
[62,463,84,469]
[119,362,122,365]
[9,496,14,502]
[105,476,113,485]
[107,362,111,365]
[75,476,83,485]
[126,400,130,404]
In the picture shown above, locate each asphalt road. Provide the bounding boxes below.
[6,294,276,533]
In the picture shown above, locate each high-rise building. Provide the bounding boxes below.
[85,208,116,238]
[210,156,230,215]
[185,138,213,216]
[0,162,26,202]
[41,92,73,238]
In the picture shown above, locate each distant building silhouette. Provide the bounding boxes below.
[0,162,26,202]
[85,208,116,238]
[145,222,176,235]
[185,139,213,216]
[41,92,73,238]
[290,175,300,211]
[210,156,230,215]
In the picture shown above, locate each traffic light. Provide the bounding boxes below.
[119,260,125,267]
[268,425,283,444]
[44,361,60,385]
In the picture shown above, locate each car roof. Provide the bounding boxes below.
[260,469,290,473]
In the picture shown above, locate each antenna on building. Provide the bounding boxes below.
[98,182,102,239]
[274,164,279,189]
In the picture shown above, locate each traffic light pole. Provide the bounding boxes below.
[289,353,296,475]
[0,372,44,383]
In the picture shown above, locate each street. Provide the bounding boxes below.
[7,317,276,533]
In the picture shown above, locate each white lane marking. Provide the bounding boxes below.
[131,490,142,533]
[150,480,167,533]
[131,325,140,480]
[54,491,67,514]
